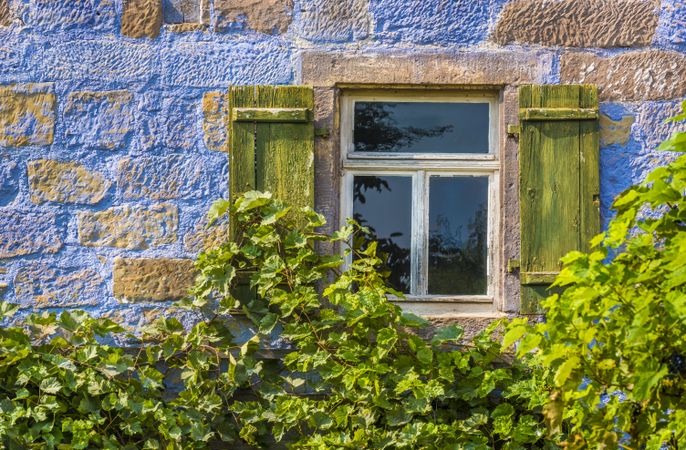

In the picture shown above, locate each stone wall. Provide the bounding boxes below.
[0,0,684,327]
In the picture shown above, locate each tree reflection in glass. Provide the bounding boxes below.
[353,176,412,293]
[353,102,489,154]
[428,176,488,295]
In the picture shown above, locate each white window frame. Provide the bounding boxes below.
[339,90,501,316]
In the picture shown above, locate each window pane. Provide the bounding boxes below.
[353,102,489,154]
[428,176,488,295]
[353,176,412,293]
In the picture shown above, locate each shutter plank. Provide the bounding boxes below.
[229,86,257,199]
[579,85,600,252]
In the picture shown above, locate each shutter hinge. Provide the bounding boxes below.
[507,258,520,273]
[506,124,520,137]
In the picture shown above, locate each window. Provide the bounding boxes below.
[340,90,500,312]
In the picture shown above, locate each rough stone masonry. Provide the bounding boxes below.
[0,0,684,331]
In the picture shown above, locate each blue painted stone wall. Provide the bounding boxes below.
[0,0,684,325]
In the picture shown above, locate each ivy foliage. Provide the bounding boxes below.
[504,103,686,449]
[0,190,548,449]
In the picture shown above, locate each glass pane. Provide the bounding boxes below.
[428,176,488,295]
[353,101,489,154]
[353,176,412,293]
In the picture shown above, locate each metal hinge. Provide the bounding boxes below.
[506,124,520,137]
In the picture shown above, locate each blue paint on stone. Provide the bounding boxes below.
[18,0,117,35]
[0,159,20,206]
[369,0,489,45]
[654,0,686,52]
[0,1,683,318]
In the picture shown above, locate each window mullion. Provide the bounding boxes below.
[411,171,428,296]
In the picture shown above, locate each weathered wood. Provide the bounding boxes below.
[519,107,598,121]
[520,271,559,285]
[232,107,312,123]
[228,86,315,240]
[579,86,601,253]
[518,84,599,314]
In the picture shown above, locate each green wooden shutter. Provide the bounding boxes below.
[518,85,600,314]
[228,85,314,209]
[228,85,315,303]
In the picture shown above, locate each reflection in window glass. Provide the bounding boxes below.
[353,102,489,154]
[428,176,488,295]
[353,176,412,293]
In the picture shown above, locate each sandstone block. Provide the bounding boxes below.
[295,0,369,42]
[370,0,486,45]
[164,0,202,24]
[78,204,178,250]
[600,113,634,147]
[24,0,116,32]
[121,0,163,38]
[560,50,686,101]
[162,42,292,87]
[0,211,62,258]
[183,215,230,253]
[492,0,658,48]
[113,257,196,302]
[214,0,292,34]
[63,90,134,150]
[0,83,55,147]
[28,159,110,205]
[301,51,553,87]
[117,155,216,200]
[0,159,19,206]
[42,41,155,82]
[14,264,104,308]
[202,91,229,152]
[0,0,11,26]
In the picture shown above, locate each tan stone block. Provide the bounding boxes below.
[113,257,196,302]
[0,83,55,147]
[600,113,634,147]
[14,265,103,308]
[78,204,178,250]
[183,216,230,253]
[492,0,659,48]
[28,159,110,205]
[214,0,293,34]
[202,91,229,152]
[561,50,686,101]
[121,0,162,38]
[0,0,11,26]
[300,51,554,87]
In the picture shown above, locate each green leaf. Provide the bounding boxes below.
[39,377,62,395]
[553,356,580,387]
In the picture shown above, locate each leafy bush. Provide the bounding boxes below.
[0,191,547,449]
[504,105,686,448]
[196,192,549,449]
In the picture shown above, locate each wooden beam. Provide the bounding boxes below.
[232,107,312,123]
[520,107,598,121]
[521,271,559,285]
